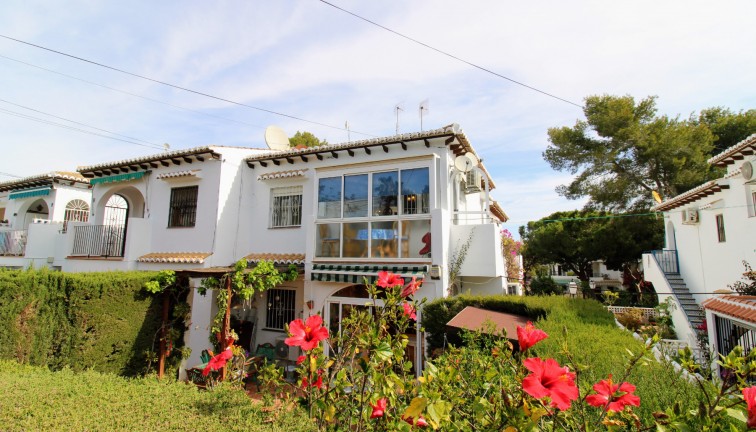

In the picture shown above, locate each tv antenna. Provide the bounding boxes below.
[419,99,429,131]
[345,121,351,143]
[394,103,404,135]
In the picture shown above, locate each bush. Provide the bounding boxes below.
[0,268,174,376]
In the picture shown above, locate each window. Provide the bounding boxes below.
[168,186,198,227]
[752,191,756,217]
[316,167,431,259]
[265,288,296,330]
[716,214,726,242]
[270,186,302,227]
[63,199,90,233]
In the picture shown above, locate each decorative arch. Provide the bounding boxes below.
[22,198,49,228]
[64,199,90,223]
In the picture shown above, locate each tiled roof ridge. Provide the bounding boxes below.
[0,171,89,189]
[245,124,461,161]
[702,295,756,324]
[652,179,726,211]
[708,133,756,165]
[244,252,306,264]
[137,252,212,264]
[77,145,269,172]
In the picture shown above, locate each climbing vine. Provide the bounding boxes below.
[448,228,475,296]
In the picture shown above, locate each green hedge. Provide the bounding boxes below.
[0,268,164,376]
[421,295,702,420]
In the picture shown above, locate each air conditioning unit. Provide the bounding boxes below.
[683,209,699,224]
[465,170,482,193]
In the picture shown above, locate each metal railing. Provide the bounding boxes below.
[71,224,126,257]
[649,249,679,274]
[0,230,28,256]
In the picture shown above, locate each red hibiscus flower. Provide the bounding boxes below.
[743,386,756,429]
[296,355,306,365]
[370,397,388,418]
[522,357,579,410]
[377,271,404,288]
[585,375,640,412]
[302,371,324,390]
[285,314,329,351]
[402,415,428,427]
[517,321,548,352]
[201,347,233,376]
[400,276,423,297]
[402,302,417,320]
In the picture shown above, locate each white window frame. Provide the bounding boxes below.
[270,186,303,228]
[315,163,432,260]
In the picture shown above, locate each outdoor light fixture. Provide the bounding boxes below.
[306,300,315,310]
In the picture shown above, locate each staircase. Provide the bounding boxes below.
[665,274,705,329]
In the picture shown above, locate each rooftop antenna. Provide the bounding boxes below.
[345,121,351,143]
[419,99,429,131]
[394,103,404,135]
[163,143,170,152]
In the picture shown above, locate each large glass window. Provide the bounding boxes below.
[168,186,198,228]
[344,174,368,218]
[318,177,342,218]
[316,167,430,259]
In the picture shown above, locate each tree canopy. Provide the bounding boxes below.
[289,131,328,148]
[544,95,720,210]
[519,210,663,282]
[690,107,756,155]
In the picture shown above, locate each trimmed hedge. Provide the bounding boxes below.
[0,268,164,376]
[421,295,703,420]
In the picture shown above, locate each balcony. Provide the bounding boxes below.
[71,224,126,258]
[0,229,28,256]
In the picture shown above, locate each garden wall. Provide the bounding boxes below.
[0,268,161,376]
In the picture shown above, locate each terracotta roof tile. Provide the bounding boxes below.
[257,169,308,181]
[702,295,756,324]
[138,252,211,264]
[708,133,756,167]
[244,252,305,264]
[155,170,200,179]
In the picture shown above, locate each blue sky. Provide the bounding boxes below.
[0,1,754,236]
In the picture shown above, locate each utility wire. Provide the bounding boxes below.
[0,54,269,131]
[0,107,165,150]
[318,0,584,109]
[0,171,22,178]
[0,98,162,148]
[0,34,377,137]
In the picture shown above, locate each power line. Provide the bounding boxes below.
[318,0,584,109]
[0,171,22,178]
[0,54,269,131]
[0,34,377,137]
[0,107,165,150]
[0,98,162,148]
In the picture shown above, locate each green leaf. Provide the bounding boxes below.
[374,341,393,361]
[402,397,428,419]
[725,407,747,423]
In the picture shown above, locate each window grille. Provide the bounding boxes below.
[266,288,296,330]
[715,214,726,243]
[270,186,302,227]
[715,315,756,358]
[168,186,198,227]
[63,199,89,233]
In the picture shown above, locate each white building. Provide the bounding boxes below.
[2,124,510,375]
[0,172,91,269]
[644,133,756,351]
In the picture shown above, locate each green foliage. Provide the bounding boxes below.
[0,268,167,376]
[729,260,756,295]
[544,94,718,210]
[143,270,177,294]
[691,106,756,155]
[528,274,563,296]
[448,228,475,295]
[0,360,314,431]
[289,131,327,148]
[601,290,619,306]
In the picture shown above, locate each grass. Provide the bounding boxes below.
[0,360,315,432]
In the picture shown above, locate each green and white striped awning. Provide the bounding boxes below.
[90,171,145,186]
[311,263,427,284]
[9,187,51,200]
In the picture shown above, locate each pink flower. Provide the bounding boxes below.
[744,386,756,429]
[403,415,428,427]
[522,357,579,411]
[402,302,417,320]
[370,398,388,418]
[377,271,404,288]
[285,315,329,351]
[201,347,233,376]
[585,375,640,412]
[516,322,548,352]
[302,371,324,390]
[400,276,423,297]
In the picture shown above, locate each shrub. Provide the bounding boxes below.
[616,308,645,331]
[0,268,171,376]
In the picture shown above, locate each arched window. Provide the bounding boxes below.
[104,195,128,226]
[64,199,90,223]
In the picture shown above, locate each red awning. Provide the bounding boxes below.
[446,306,530,340]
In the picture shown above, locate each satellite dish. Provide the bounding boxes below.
[454,154,475,173]
[264,126,290,151]
[464,152,479,167]
[742,161,754,180]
